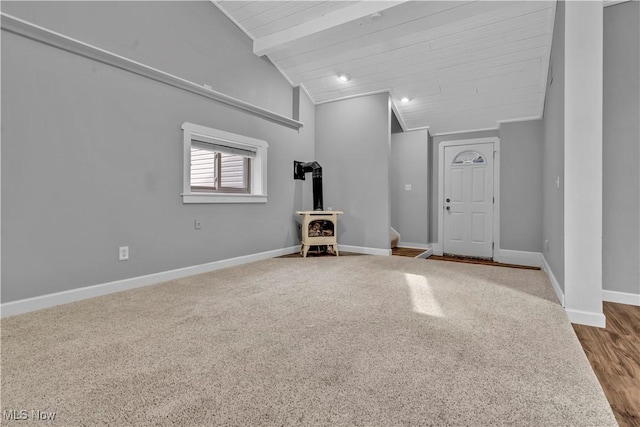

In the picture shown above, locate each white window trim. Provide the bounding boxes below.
[181,122,268,204]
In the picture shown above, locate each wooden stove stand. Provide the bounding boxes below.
[296,210,343,257]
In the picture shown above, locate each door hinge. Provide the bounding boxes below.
[493,197,495,204]
[492,242,494,249]
[493,151,496,159]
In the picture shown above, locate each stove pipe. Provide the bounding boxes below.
[294,161,323,210]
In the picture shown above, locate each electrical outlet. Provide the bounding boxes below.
[194,218,202,230]
[555,176,560,189]
[119,246,129,261]
[405,184,412,191]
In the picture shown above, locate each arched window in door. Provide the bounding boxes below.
[452,151,486,165]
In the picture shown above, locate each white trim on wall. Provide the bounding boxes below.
[314,89,391,105]
[542,255,565,307]
[415,249,434,259]
[437,137,501,259]
[338,245,392,257]
[403,125,432,133]
[565,309,606,328]
[0,13,303,130]
[603,1,632,8]
[431,242,443,256]
[298,83,316,105]
[1,246,301,318]
[430,127,499,137]
[537,1,556,116]
[181,122,269,204]
[494,249,543,268]
[602,290,640,306]
[389,99,409,132]
[397,242,430,250]
[563,1,604,326]
[497,116,543,126]
[542,255,608,327]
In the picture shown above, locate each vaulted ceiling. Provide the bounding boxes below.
[214,1,557,135]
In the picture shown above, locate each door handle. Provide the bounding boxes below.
[446,206,450,211]
[446,198,450,202]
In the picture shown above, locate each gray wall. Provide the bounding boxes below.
[498,120,544,252]
[0,1,293,117]
[603,1,640,295]
[315,94,391,250]
[390,130,429,245]
[542,0,565,290]
[429,129,499,243]
[1,2,315,302]
[430,125,543,252]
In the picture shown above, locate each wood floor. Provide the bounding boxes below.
[392,249,541,270]
[391,247,425,257]
[279,249,363,258]
[573,302,640,427]
[282,247,426,258]
[428,254,541,270]
[395,250,638,425]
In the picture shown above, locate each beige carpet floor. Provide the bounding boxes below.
[1,256,616,426]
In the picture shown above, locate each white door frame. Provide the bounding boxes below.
[436,137,501,257]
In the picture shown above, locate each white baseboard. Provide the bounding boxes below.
[430,242,443,256]
[390,226,401,240]
[397,242,430,250]
[494,249,543,267]
[603,290,640,306]
[565,308,607,328]
[541,255,565,307]
[540,257,607,328]
[338,245,392,256]
[1,246,300,318]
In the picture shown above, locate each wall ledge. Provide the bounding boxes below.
[0,13,303,130]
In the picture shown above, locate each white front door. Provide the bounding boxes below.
[443,142,494,258]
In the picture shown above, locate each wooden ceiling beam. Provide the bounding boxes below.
[253,1,407,57]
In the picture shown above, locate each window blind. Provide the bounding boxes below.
[191,137,256,158]
[220,154,248,189]
[190,144,217,189]
[190,142,249,191]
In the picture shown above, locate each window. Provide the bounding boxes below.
[190,143,251,193]
[453,151,485,165]
[182,122,268,203]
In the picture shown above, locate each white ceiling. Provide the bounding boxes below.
[214,1,557,135]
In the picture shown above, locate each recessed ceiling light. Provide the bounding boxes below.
[401,97,411,103]
[337,74,350,82]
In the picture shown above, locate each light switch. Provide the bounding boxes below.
[405,184,412,191]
